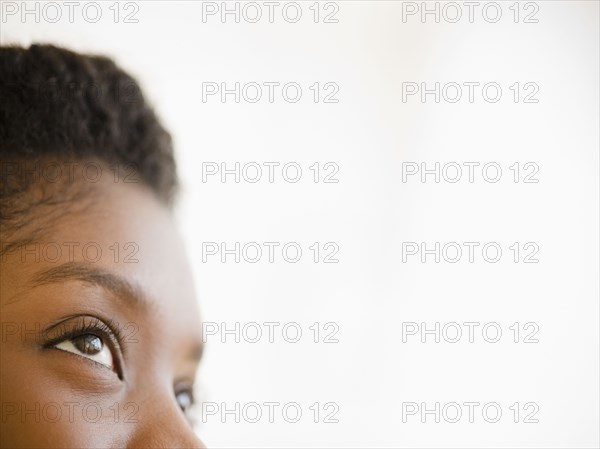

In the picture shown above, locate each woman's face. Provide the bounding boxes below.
[0,171,204,448]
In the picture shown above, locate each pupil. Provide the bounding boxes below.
[75,334,102,354]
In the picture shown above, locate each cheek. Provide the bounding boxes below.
[0,343,136,449]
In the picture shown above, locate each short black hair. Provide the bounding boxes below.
[0,44,177,206]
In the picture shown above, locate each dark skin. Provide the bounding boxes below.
[0,170,205,448]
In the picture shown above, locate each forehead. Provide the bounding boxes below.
[1,170,201,336]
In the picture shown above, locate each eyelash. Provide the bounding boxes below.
[44,316,124,376]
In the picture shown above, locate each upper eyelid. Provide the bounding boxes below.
[44,316,124,349]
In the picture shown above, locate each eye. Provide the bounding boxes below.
[54,333,114,370]
[175,388,194,414]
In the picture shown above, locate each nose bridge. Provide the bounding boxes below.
[126,389,204,449]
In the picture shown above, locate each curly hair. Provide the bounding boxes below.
[0,44,177,206]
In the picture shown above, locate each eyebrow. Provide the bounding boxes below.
[7,261,205,363]
[25,261,149,312]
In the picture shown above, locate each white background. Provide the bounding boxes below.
[2,1,599,447]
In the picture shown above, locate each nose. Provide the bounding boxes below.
[126,401,205,449]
